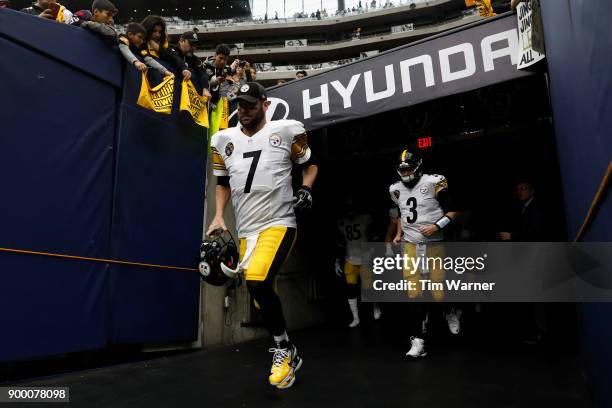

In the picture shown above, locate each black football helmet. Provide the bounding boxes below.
[397,149,423,185]
[198,231,240,286]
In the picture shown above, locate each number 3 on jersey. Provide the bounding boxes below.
[243,150,261,193]
[406,197,418,223]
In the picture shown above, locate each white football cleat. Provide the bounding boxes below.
[406,336,427,359]
[445,308,462,335]
[373,303,382,320]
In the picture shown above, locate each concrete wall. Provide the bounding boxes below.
[200,165,323,347]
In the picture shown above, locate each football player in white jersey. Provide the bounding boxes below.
[335,200,381,327]
[389,149,458,358]
[206,82,318,389]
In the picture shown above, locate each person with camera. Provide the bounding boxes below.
[203,44,232,105]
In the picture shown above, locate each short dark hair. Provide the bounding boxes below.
[517,181,535,192]
[92,0,117,13]
[126,23,146,36]
[296,70,307,77]
[215,44,231,57]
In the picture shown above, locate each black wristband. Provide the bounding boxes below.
[299,185,312,192]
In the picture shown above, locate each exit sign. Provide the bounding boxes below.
[417,136,433,149]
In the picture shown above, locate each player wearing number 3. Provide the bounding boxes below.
[207,82,318,389]
[389,149,458,359]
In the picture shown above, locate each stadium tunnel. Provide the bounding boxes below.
[265,3,612,406]
[1,2,612,407]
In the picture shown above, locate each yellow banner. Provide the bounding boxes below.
[180,80,209,127]
[220,97,229,129]
[476,0,496,17]
[137,72,174,115]
[56,5,66,22]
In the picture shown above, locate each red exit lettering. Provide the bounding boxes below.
[417,137,432,149]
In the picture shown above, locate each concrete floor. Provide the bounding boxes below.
[15,321,590,408]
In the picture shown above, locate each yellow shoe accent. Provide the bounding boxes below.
[268,347,292,386]
[276,369,296,389]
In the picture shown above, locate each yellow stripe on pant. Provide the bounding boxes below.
[344,262,361,285]
[239,226,297,282]
[402,242,446,301]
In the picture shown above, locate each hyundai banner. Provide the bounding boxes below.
[263,13,533,131]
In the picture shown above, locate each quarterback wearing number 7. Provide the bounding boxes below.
[206,82,318,389]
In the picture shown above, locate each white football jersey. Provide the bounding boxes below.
[211,119,311,238]
[337,214,371,265]
[389,174,448,243]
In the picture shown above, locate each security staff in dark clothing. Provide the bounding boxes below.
[499,181,544,242]
[499,181,548,343]
[167,31,211,99]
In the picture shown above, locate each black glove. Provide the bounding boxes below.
[293,185,313,211]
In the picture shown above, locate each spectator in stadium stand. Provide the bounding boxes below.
[203,44,233,104]
[167,31,213,90]
[21,0,73,23]
[371,0,376,9]
[295,70,307,79]
[118,23,174,77]
[71,0,118,48]
[275,11,278,20]
[316,9,321,19]
[249,66,258,81]
[226,59,248,95]
[140,15,192,82]
[141,15,169,60]
[0,0,11,8]
[276,79,287,85]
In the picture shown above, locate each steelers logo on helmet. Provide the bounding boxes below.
[198,231,240,286]
[240,84,250,93]
[397,148,423,185]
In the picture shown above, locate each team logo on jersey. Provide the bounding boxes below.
[269,134,282,147]
[419,185,429,195]
[392,190,400,200]
[225,142,234,157]
[240,84,250,93]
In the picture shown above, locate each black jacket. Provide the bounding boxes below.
[513,199,545,241]
[166,44,210,93]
